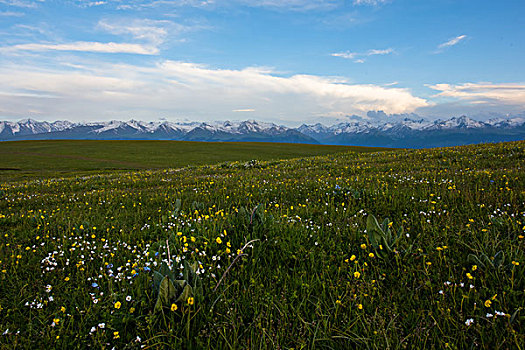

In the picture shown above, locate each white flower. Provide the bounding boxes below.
[486,313,493,318]
[90,327,96,333]
[98,323,105,329]
[126,295,132,302]
[465,318,474,326]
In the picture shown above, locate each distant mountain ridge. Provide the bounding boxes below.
[1,115,524,148]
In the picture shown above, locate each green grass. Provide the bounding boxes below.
[0,140,377,177]
[0,141,523,348]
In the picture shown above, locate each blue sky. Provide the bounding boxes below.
[0,0,523,125]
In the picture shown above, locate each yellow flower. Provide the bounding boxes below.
[484,299,492,308]
[53,318,60,324]
[354,271,361,279]
[225,248,231,254]
[130,307,135,314]
[512,261,520,266]
[350,255,356,261]
[171,303,178,311]
[64,277,70,281]
[368,252,374,258]
[114,301,121,309]
[187,297,194,305]
[113,331,120,339]
[60,306,66,313]
[216,237,222,244]
[357,304,363,310]
[472,265,477,271]
[466,273,473,279]
[360,244,367,250]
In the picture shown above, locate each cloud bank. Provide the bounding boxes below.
[0,60,428,124]
[429,82,525,106]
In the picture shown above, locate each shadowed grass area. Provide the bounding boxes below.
[0,140,386,179]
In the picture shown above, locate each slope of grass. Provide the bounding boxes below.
[0,141,523,348]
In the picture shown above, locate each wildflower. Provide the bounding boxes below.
[512,261,519,266]
[471,265,477,271]
[466,273,473,279]
[171,303,178,311]
[52,318,60,326]
[354,271,361,279]
[60,306,66,313]
[484,300,492,308]
[187,297,194,305]
[130,307,135,314]
[360,244,367,250]
[90,326,96,333]
[98,323,105,329]
[465,318,474,326]
[486,313,493,318]
[64,277,70,281]
[126,296,132,302]
[216,237,222,244]
[113,331,120,339]
[350,255,356,261]
[357,304,363,310]
[114,301,121,309]
[368,252,374,258]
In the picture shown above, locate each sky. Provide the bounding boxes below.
[0,0,524,126]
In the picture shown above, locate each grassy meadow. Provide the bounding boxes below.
[0,140,364,180]
[0,140,524,348]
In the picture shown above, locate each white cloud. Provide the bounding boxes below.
[237,0,338,11]
[0,0,39,8]
[97,19,187,47]
[2,41,159,54]
[0,60,428,123]
[0,11,25,16]
[428,82,525,107]
[85,1,107,7]
[353,0,388,6]
[331,48,394,63]
[437,35,467,50]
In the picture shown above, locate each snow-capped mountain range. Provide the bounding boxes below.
[1,115,524,148]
